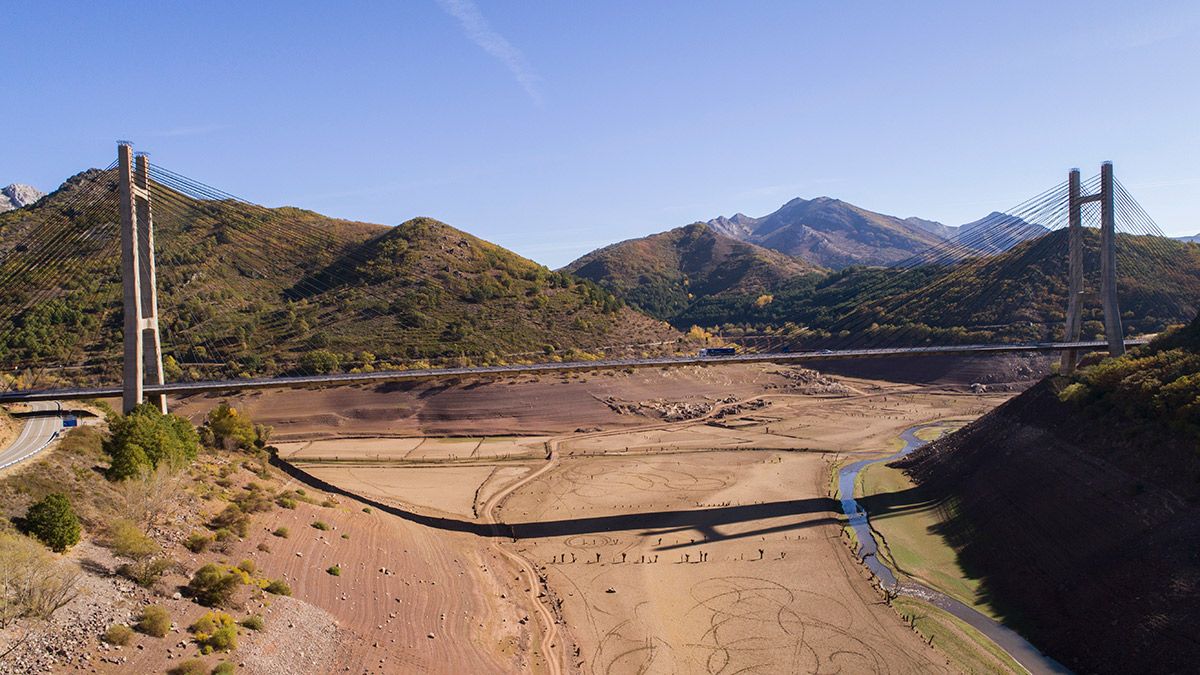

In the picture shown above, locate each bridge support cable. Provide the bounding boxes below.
[140,184,440,381]
[143,165,657,376]
[825,181,1076,350]
[823,179,1079,353]
[0,167,126,391]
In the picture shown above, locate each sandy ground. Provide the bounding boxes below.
[171,364,848,440]
[276,365,1014,674]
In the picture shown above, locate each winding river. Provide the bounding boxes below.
[838,423,1072,675]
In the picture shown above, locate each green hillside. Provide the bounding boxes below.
[0,169,678,388]
[563,222,820,320]
[678,228,1200,344]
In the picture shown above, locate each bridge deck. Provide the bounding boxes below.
[0,340,1145,404]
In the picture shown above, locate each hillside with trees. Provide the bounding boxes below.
[563,222,821,320]
[677,229,1200,345]
[0,169,679,388]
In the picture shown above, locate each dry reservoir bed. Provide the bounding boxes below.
[293,372,1014,674]
[500,449,946,674]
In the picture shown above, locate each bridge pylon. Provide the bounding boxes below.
[1061,161,1124,375]
[118,142,167,414]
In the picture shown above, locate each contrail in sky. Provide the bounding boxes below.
[435,0,543,105]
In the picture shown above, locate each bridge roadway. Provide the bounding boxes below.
[0,340,1145,405]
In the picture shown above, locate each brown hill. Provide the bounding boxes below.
[562,222,819,321]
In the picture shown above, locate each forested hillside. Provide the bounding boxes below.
[678,229,1200,344]
[0,169,678,388]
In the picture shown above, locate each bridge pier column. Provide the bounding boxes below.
[1061,169,1084,374]
[1099,162,1124,358]
[1060,162,1125,373]
[118,142,167,414]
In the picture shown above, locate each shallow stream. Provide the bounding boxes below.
[837,423,1072,675]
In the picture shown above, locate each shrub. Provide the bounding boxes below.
[361,507,372,514]
[256,542,270,553]
[134,604,171,637]
[300,350,341,374]
[169,658,208,675]
[340,533,350,540]
[212,663,237,675]
[311,521,329,531]
[187,564,241,607]
[264,579,291,596]
[272,527,289,538]
[108,519,168,587]
[0,533,79,627]
[326,565,341,576]
[104,404,200,480]
[190,611,238,653]
[206,403,257,451]
[208,504,250,538]
[241,614,264,631]
[233,489,273,514]
[320,498,337,508]
[184,532,213,553]
[275,496,297,510]
[102,623,133,645]
[24,493,81,552]
[236,559,256,575]
[120,557,172,588]
[106,442,151,481]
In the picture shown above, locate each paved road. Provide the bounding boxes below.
[0,401,62,470]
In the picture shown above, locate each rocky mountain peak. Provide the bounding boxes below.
[0,184,45,212]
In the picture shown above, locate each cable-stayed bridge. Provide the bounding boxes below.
[0,144,1189,410]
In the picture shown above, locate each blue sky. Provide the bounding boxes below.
[4,1,1198,266]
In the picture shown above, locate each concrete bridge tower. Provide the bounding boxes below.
[118,142,167,414]
[1061,161,1124,375]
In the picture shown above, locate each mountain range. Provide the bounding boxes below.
[702,196,947,269]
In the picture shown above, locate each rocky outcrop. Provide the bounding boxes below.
[0,184,45,212]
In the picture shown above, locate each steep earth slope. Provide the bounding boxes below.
[893,318,1200,674]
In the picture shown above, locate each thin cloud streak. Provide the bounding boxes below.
[436,0,543,105]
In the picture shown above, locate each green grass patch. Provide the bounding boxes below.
[893,597,1028,674]
[859,461,996,619]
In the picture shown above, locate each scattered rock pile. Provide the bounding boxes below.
[768,367,855,396]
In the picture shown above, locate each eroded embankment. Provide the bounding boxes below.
[895,379,1200,674]
[840,424,1068,675]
